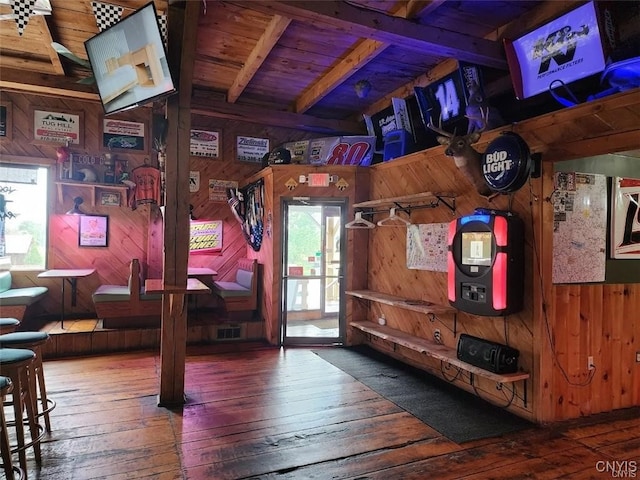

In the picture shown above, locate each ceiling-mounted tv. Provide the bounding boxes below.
[84,2,176,116]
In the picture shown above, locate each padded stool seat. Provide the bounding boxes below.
[0,333,54,433]
[0,348,41,477]
[0,318,20,334]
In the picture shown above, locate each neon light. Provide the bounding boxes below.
[448,219,457,244]
[494,215,508,246]
[493,252,507,310]
[460,214,490,225]
[448,252,456,301]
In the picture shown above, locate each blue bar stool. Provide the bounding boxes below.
[0,348,42,478]
[0,376,24,480]
[0,318,20,334]
[0,333,54,433]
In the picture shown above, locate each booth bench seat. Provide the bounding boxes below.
[212,258,258,315]
[92,259,162,329]
[0,271,48,320]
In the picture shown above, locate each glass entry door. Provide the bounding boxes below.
[281,198,345,345]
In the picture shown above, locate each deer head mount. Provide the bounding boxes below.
[427,108,493,197]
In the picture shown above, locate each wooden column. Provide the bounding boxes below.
[158,0,199,407]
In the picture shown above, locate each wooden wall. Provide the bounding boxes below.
[242,164,370,346]
[352,89,640,423]
[0,89,323,325]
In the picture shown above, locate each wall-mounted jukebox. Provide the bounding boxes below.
[448,209,524,316]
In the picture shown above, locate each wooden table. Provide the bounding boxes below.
[37,268,96,328]
[144,278,211,295]
[187,267,217,317]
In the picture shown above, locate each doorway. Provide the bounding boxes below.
[281,198,346,345]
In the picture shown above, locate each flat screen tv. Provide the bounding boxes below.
[504,1,613,100]
[84,2,176,116]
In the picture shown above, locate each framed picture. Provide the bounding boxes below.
[101,117,148,153]
[190,129,221,158]
[31,108,84,147]
[100,192,121,207]
[236,135,269,163]
[0,100,12,140]
[79,215,109,247]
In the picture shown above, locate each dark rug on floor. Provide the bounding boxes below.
[313,344,532,443]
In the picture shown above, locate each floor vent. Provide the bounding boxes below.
[216,326,242,340]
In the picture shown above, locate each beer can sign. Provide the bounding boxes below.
[482,132,531,193]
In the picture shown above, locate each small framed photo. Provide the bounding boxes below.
[100,192,121,206]
[0,100,12,140]
[79,215,109,247]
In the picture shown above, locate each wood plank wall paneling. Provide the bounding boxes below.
[244,164,370,345]
[360,90,640,423]
[364,148,538,419]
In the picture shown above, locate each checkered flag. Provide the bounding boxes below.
[91,1,123,32]
[157,13,168,48]
[11,0,37,36]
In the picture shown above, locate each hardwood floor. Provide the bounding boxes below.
[12,343,640,479]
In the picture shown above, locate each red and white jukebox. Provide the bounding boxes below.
[448,209,524,316]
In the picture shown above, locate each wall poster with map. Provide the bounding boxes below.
[406,223,448,272]
[552,172,607,283]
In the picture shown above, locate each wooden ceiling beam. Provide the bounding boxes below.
[294,1,442,114]
[227,14,291,103]
[0,68,99,101]
[360,0,576,118]
[239,1,507,69]
[190,95,364,135]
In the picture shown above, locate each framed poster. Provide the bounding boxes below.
[32,108,83,146]
[0,101,12,140]
[209,179,238,202]
[610,177,640,259]
[236,135,269,163]
[100,192,121,206]
[190,129,220,158]
[101,118,147,152]
[189,220,223,254]
[79,215,109,247]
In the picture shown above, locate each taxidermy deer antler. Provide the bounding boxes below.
[427,110,493,197]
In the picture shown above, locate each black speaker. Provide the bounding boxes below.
[456,334,520,374]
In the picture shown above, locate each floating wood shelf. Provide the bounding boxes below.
[346,288,458,335]
[352,191,456,212]
[346,289,456,316]
[350,320,530,384]
[56,181,129,206]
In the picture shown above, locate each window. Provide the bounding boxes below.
[0,164,48,270]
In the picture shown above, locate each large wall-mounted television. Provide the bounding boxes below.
[85,2,176,116]
[504,1,617,100]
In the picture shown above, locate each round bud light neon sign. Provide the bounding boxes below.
[482,132,532,193]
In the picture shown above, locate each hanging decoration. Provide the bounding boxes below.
[11,0,37,36]
[91,1,123,31]
[227,179,265,252]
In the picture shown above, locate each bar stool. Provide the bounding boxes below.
[1,376,24,480]
[0,348,42,477]
[0,332,54,433]
[0,318,20,334]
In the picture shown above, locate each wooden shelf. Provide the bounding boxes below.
[56,181,129,206]
[346,289,456,316]
[353,191,455,210]
[351,320,530,384]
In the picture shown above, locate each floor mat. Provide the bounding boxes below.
[313,344,533,443]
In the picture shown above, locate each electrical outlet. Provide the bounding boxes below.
[636,351,640,363]
[434,329,442,344]
[588,356,595,371]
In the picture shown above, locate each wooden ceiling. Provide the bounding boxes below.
[0,0,618,135]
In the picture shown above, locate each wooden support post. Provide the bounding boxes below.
[158,0,199,407]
